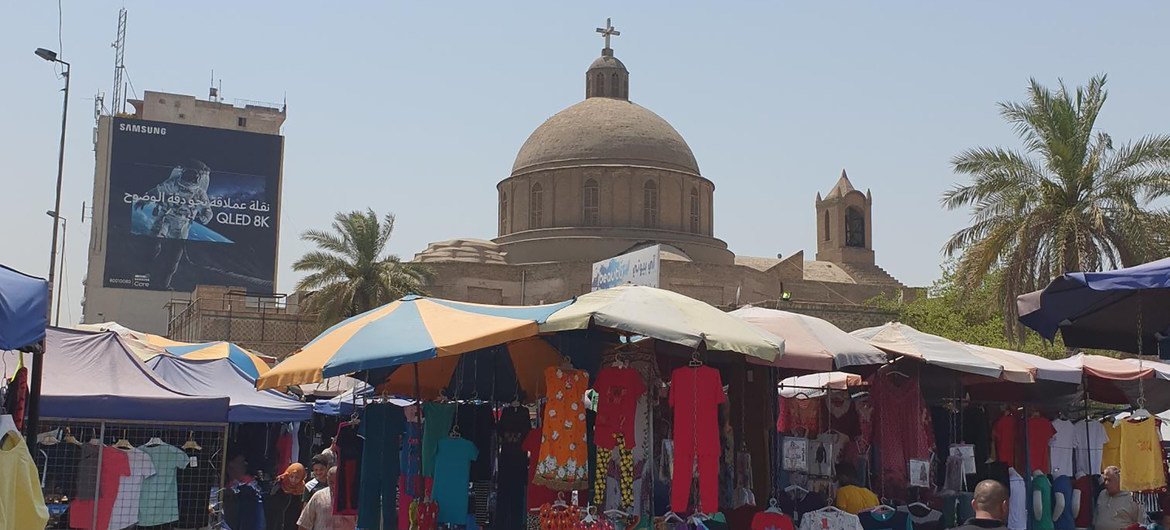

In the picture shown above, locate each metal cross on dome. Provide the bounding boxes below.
[596,18,620,50]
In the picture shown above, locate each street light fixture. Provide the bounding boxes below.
[45,211,67,327]
[29,47,71,440]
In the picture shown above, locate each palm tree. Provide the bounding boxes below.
[942,75,1170,338]
[294,209,433,325]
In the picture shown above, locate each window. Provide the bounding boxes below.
[611,73,619,96]
[594,73,604,96]
[643,181,659,228]
[689,187,701,233]
[529,183,543,229]
[237,116,247,127]
[846,207,865,247]
[499,191,509,234]
[582,179,599,226]
[824,211,831,241]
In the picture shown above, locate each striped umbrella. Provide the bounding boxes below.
[255,295,572,390]
[165,342,271,379]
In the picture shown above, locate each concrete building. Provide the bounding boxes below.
[414,36,915,330]
[82,90,286,334]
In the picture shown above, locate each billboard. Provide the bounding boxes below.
[103,117,282,293]
[591,245,661,291]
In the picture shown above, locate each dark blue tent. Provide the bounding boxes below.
[1018,256,1170,356]
[147,355,312,423]
[2,328,229,422]
[0,264,48,351]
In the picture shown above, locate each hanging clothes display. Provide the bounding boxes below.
[1100,421,1121,471]
[798,507,864,530]
[593,365,647,509]
[1116,417,1166,491]
[71,443,130,530]
[1049,419,1077,477]
[3,367,28,432]
[496,405,532,530]
[857,509,912,530]
[992,411,1017,467]
[1027,415,1057,474]
[357,402,405,530]
[534,366,591,491]
[332,422,362,516]
[752,510,795,530]
[669,364,726,514]
[401,418,423,497]
[897,504,943,530]
[539,503,581,530]
[524,427,559,510]
[420,402,457,478]
[1071,420,1108,475]
[432,435,479,525]
[1007,468,1026,530]
[777,395,825,436]
[1072,474,1095,530]
[108,446,157,530]
[138,441,191,527]
[0,431,49,529]
[455,402,496,525]
[870,366,933,499]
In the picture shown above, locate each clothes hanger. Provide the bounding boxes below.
[689,350,703,367]
[63,427,81,446]
[38,428,61,446]
[553,492,568,509]
[88,429,102,445]
[181,431,202,451]
[663,512,685,523]
[604,508,631,518]
[449,424,462,439]
[582,505,600,523]
[908,502,931,511]
[785,484,809,494]
[114,431,133,450]
[766,498,785,514]
[874,504,897,513]
[145,435,165,447]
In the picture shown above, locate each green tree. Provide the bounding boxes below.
[294,209,433,325]
[942,75,1170,338]
[869,264,1065,357]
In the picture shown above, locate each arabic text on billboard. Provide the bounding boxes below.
[591,245,660,291]
[103,118,282,293]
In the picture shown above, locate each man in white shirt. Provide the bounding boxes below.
[298,467,355,530]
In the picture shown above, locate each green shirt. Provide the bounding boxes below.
[137,442,190,526]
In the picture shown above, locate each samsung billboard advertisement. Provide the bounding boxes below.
[103,117,282,293]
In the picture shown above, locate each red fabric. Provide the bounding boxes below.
[669,365,726,513]
[69,446,130,530]
[3,367,27,431]
[870,367,933,499]
[275,431,293,472]
[1027,416,1057,473]
[728,505,762,529]
[594,367,646,449]
[752,511,796,530]
[523,428,558,509]
[416,499,438,530]
[1073,474,1094,528]
[992,412,1018,466]
[777,395,825,435]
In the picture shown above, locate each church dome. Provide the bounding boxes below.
[511,97,701,177]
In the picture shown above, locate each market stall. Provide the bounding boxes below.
[3,327,230,530]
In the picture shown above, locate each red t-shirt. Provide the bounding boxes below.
[593,367,646,449]
[70,446,131,530]
[992,413,1017,465]
[669,366,726,456]
[752,511,796,530]
[1027,416,1057,474]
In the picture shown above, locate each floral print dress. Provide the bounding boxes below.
[534,366,591,491]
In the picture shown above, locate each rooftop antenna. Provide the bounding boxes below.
[110,8,127,115]
[209,69,220,102]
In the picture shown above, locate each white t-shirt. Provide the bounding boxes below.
[297,488,356,530]
[1049,419,1077,476]
[1073,420,1108,475]
[108,447,156,530]
[1009,468,1027,530]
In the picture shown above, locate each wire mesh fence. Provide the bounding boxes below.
[33,419,228,530]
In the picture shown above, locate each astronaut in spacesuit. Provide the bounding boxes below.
[133,159,213,289]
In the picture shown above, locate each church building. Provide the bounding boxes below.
[414,23,914,330]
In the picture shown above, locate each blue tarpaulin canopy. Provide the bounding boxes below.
[2,328,229,422]
[1018,256,1170,356]
[147,355,311,423]
[0,264,49,351]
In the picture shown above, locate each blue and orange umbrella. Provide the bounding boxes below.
[255,295,571,391]
[165,341,272,379]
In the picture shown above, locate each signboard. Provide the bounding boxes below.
[591,245,661,291]
[103,117,282,293]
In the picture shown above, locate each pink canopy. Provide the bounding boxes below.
[731,306,887,371]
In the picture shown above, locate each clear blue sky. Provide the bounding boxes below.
[4,2,1170,325]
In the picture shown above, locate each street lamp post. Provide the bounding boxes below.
[29,47,70,440]
[45,211,67,326]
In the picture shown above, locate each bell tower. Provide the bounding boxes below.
[815,169,874,266]
[585,18,629,100]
